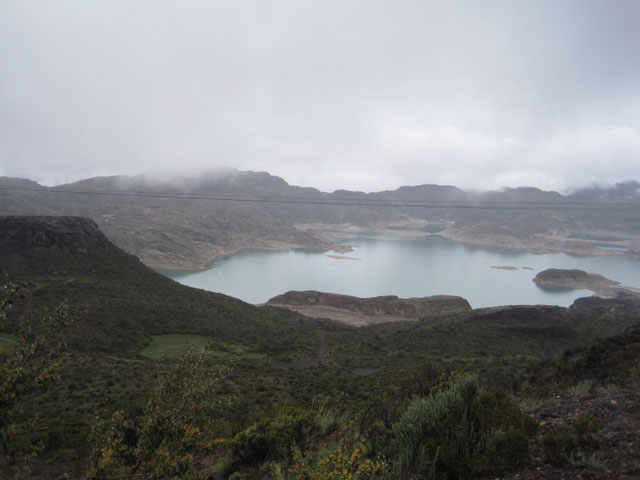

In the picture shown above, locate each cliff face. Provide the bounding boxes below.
[0,216,114,254]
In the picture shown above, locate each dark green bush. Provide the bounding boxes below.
[542,415,602,467]
[480,429,530,474]
[543,427,577,466]
[384,375,534,480]
[571,415,602,445]
[224,408,318,472]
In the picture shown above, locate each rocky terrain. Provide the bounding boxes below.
[0,173,336,269]
[499,389,640,480]
[533,268,640,298]
[267,290,471,326]
[499,321,640,479]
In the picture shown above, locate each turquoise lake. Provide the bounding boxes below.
[161,234,640,308]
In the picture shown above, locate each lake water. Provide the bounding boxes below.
[160,234,640,308]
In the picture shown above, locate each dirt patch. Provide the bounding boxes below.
[268,304,415,327]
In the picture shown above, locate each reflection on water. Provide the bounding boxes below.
[159,234,640,308]
[533,284,578,293]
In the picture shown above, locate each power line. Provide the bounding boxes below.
[1,184,640,212]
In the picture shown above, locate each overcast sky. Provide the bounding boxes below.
[1,1,639,193]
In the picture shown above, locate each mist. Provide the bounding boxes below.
[1,0,639,193]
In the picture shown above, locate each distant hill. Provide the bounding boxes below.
[1,171,639,268]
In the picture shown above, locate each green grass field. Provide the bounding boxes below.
[140,334,265,360]
[0,332,18,354]
[140,334,212,359]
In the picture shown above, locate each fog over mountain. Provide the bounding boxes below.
[2,170,640,269]
[1,1,640,192]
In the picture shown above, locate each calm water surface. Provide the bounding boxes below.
[161,234,640,308]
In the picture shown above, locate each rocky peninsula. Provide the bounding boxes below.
[267,290,471,326]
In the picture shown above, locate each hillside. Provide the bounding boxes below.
[2,171,640,269]
[0,215,314,354]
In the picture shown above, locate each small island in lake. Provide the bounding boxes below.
[533,268,640,298]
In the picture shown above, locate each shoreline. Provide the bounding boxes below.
[146,239,354,272]
[144,225,640,272]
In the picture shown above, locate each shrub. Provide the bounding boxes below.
[0,278,72,476]
[224,408,319,473]
[571,415,602,445]
[542,427,577,467]
[384,374,533,480]
[542,415,602,467]
[284,417,386,480]
[85,346,227,479]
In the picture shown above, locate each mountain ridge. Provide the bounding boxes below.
[2,170,639,269]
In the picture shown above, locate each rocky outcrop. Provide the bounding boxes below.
[534,268,615,288]
[533,268,640,298]
[0,216,115,254]
[267,290,471,325]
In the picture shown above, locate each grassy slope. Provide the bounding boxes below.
[0,246,319,356]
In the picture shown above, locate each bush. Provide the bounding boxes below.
[543,427,577,467]
[542,415,602,467]
[0,278,72,476]
[224,408,319,473]
[571,415,602,445]
[85,346,227,479]
[384,374,533,480]
[284,417,387,480]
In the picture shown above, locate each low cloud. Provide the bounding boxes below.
[1,1,639,192]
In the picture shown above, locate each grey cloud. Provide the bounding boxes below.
[1,0,639,192]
